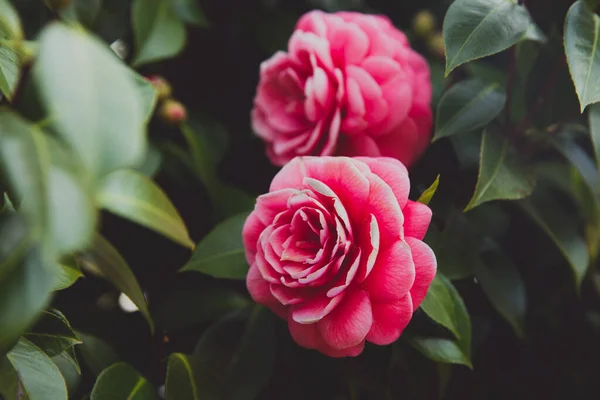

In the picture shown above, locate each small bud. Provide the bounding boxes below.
[43,0,72,11]
[427,33,445,58]
[159,99,187,125]
[146,75,172,101]
[413,10,436,39]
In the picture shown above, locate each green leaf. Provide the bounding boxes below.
[34,23,146,179]
[417,175,440,206]
[91,362,156,400]
[134,144,163,178]
[98,169,193,249]
[191,306,276,400]
[165,353,198,400]
[132,0,186,66]
[406,336,472,368]
[551,133,599,195]
[434,79,506,141]
[6,338,68,400]
[82,234,154,332]
[25,309,81,357]
[170,0,209,27]
[76,332,119,377]
[519,190,590,288]
[0,0,23,99]
[52,349,82,395]
[132,70,158,123]
[465,129,535,211]
[0,357,20,399]
[0,215,54,356]
[180,212,250,279]
[154,285,250,330]
[52,257,84,291]
[475,250,527,337]
[443,0,534,75]
[588,103,600,173]
[420,274,472,358]
[564,0,600,111]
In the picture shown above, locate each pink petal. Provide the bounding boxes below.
[318,341,365,358]
[319,108,342,156]
[326,249,361,297]
[289,31,333,71]
[355,214,380,282]
[317,290,372,350]
[329,22,369,65]
[291,292,345,324]
[270,157,308,192]
[364,172,404,247]
[242,212,265,264]
[338,135,382,157]
[402,200,432,240]
[255,188,298,225]
[363,240,415,303]
[271,284,305,305]
[288,315,321,349]
[296,10,329,38]
[355,157,410,209]
[406,237,437,310]
[247,264,287,318]
[361,56,402,85]
[366,294,413,345]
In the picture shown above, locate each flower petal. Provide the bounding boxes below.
[247,264,287,318]
[363,240,415,303]
[406,237,437,310]
[291,292,345,324]
[242,212,265,263]
[355,157,410,209]
[366,294,413,345]
[317,290,372,350]
[402,200,432,240]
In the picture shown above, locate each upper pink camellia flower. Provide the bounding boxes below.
[243,156,437,357]
[251,11,432,167]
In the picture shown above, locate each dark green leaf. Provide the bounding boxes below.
[82,234,154,332]
[0,357,20,399]
[465,129,535,211]
[588,103,600,173]
[52,349,82,396]
[564,0,600,111]
[434,79,506,141]
[132,0,186,66]
[551,133,599,195]
[98,169,193,249]
[52,257,84,291]
[60,0,102,27]
[170,0,209,27]
[34,23,146,179]
[475,250,527,337]
[77,332,119,377]
[25,309,81,357]
[519,190,590,288]
[420,274,472,358]
[0,0,23,99]
[443,0,534,75]
[180,212,250,279]
[91,362,156,400]
[6,338,68,400]
[407,336,472,368]
[417,175,440,206]
[165,353,198,400]
[426,215,477,280]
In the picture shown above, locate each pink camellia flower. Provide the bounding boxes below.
[251,11,432,167]
[243,156,436,357]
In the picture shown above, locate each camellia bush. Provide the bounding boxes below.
[2,0,600,398]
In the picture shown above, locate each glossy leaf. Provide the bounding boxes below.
[165,353,198,400]
[443,0,533,75]
[52,349,82,395]
[181,212,250,279]
[0,0,23,99]
[25,309,81,357]
[588,103,600,172]
[475,250,527,337]
[417,175,440,206]
[52,257,84,291]
[170,0,209,26]
[98,169,193,249]
[420,274,472,358]
[91,362,156,400]
[407,336,472,368]
[465,129,535,211]
[6,338,68,400]
[82,234,154,331]
[34,23,146,179]
[551,134,599,195]
[132,0,186,66]
[77,332,119,377]
[564,0,600,111]
[434,79,506,141]
[520,191,590,288]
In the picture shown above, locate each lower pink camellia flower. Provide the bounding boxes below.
[243,156,437,357]
[251,10,432,167]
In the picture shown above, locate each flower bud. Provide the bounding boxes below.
[146,75,172,101]
[428,33,445,58]
[159,99,187,125]
[43,0,72,11]
[413,10,436,38]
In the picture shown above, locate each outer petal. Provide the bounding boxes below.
[318,341,365,358]
[317,290,372,350]
[406,237,437,310]
[366,294,413,345]
[242,212,265,263]
[363,171,404,247]
[246,264,287,318]
[291,292,345,324]
[270,157,308,192]
[288,316,321,350]
[354,157,410,209]
[362,240,415,303]
[402,200,432,240]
